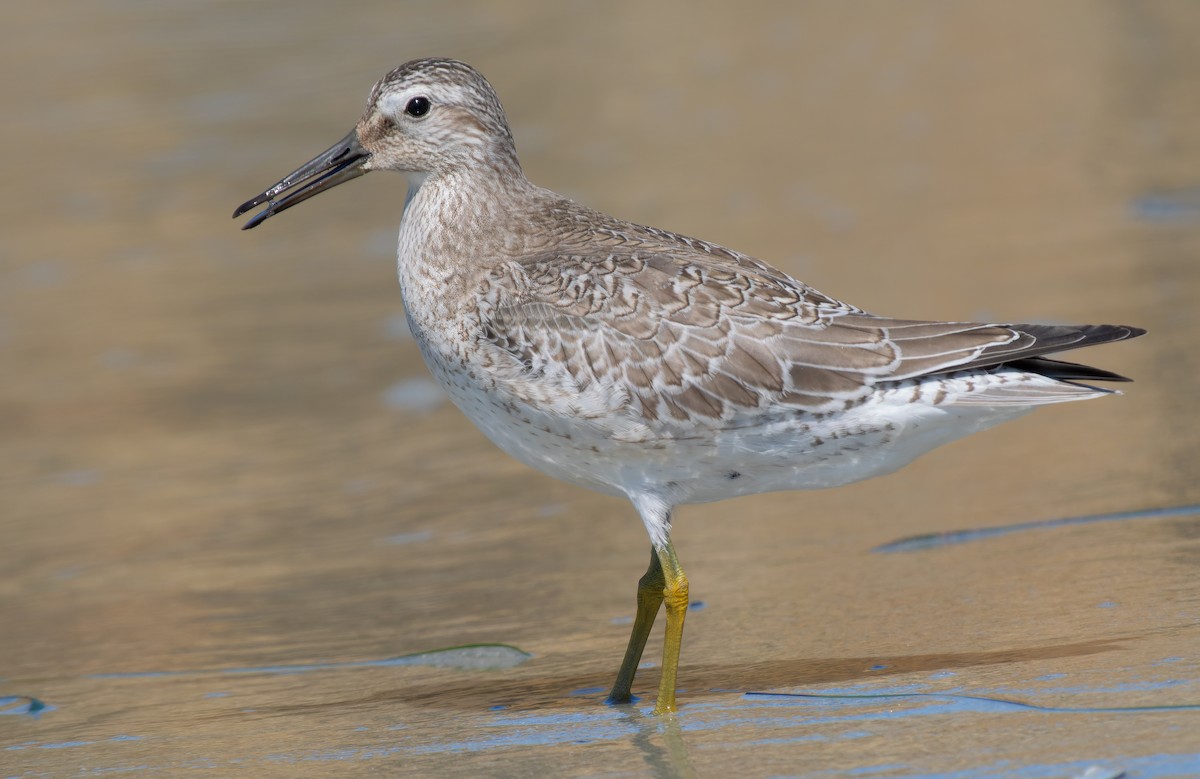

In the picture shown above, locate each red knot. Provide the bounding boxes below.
[235,58,1144,715]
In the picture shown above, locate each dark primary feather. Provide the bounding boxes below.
[916,322,1145,379]
[1005,353,1137,384]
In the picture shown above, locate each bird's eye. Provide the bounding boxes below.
[404,97,431,118]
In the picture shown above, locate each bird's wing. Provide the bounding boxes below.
[477,249,1136,429]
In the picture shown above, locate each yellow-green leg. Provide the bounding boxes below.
[606,541,690,716]
[652,541,689,715]
[606,548,664,705]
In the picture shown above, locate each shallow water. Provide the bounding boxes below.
[3,2,1200,777]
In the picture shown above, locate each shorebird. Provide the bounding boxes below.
[234,58,1143,715]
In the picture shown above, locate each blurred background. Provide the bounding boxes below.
[3,2,1199,776]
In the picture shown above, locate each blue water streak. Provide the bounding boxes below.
[874,503,1200,553]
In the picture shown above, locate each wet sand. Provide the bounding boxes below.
[3,2,1199,776]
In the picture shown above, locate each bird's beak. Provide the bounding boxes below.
[233,129,370,230]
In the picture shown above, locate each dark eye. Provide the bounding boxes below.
[404,96,431,117]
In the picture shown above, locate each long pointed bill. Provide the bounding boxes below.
[233,129,370,230]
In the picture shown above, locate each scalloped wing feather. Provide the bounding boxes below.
[478,248,1138,430]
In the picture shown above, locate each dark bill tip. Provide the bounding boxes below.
[234,128,370,229]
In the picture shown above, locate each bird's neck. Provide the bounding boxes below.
[395,164,538,328]
[400,162,534,257]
